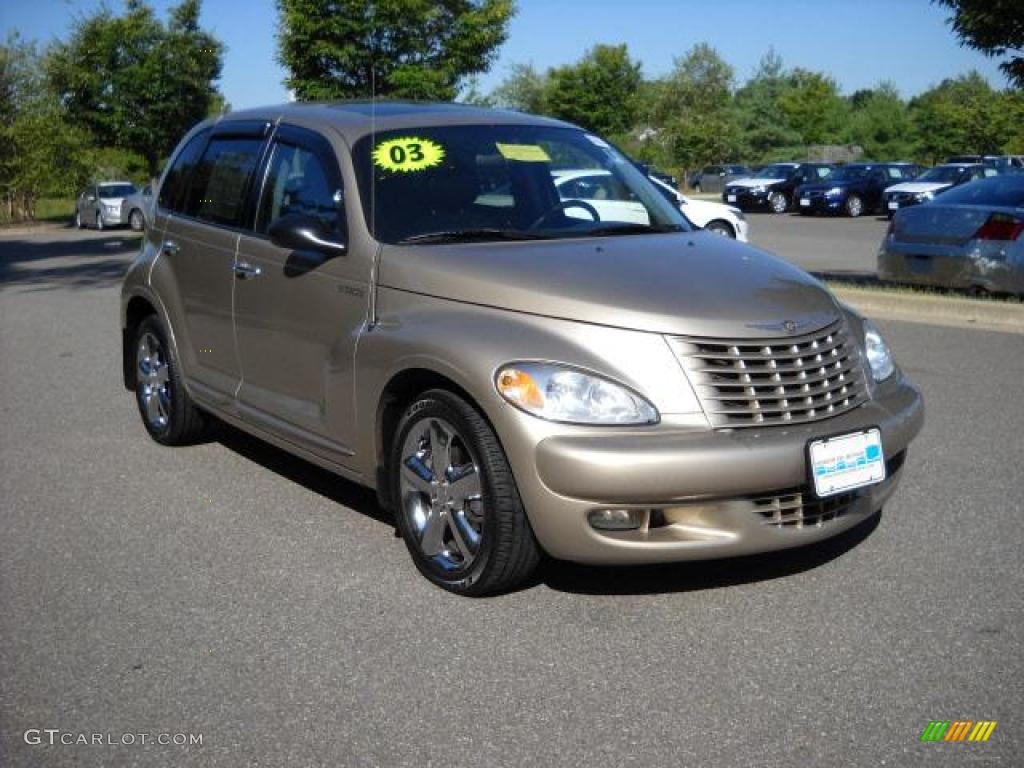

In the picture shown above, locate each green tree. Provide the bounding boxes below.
[777,68,847,145]
[651,44,741,168]
[545,44,642,135]
[935,0,1024,88]
[910,71,1010,161]
[844,82,914,159]
[734,49,803,160]
[1,35,91,221]
[46,0,224,176]
[277,0,514,101]
[490,62,548,113]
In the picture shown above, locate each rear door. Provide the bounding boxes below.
[159,121,270,405]
[232,124,369,460]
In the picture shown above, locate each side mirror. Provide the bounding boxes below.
[268,213,347,257]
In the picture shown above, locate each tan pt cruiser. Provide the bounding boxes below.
[121,102,924,595]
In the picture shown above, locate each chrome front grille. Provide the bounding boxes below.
[753,488,861,528]
[669,319,868,428]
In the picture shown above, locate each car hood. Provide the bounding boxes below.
[726,177,788,189]
[679,197,740,224]
[379,232,840,338]
[99,197,127,206]
[885,181,951,194]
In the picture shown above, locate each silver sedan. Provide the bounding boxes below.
[878,176,1024,295]
[75,181,137,230]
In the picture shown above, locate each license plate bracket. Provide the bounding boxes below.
[808,428,885,498]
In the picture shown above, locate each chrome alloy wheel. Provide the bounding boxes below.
[399,417,484,571]
[136,332,171,429]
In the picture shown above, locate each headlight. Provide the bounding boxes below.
[863,320,895,381]
[495,362,658,425]
[915,190,934,202]
[827,187,843,196]
[752,185,766,194]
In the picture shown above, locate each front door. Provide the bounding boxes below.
[233,125,369,462]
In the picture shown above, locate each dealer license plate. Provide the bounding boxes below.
[800,198,810,207]
[887,201,899,210]
[808,428,885,498]
[726,194,736,202]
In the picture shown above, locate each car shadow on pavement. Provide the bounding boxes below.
[540,513,880,596]
[0,233,140,291]
[213,421,396,529]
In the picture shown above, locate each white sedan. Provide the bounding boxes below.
[551,170,748,241]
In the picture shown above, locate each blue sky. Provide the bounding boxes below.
[1,0,1010,110]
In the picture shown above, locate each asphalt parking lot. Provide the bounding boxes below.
[745,209,890,276]
[2,225,1021,767]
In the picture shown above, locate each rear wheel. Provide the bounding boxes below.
[769,191,788,214]
[391,389,541,596]
[133,315,208,445]
[845,194,864,217]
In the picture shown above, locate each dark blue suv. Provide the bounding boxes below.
[795,163,919,217]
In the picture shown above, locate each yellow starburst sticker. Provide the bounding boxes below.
[372,137,445,173]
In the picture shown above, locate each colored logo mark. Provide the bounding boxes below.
[920,720,997,742]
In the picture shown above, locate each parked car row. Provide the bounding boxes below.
[719,160,1007,218]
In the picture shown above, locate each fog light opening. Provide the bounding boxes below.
[588,508,646,531]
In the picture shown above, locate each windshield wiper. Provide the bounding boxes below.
[585,223,684,237]
[398,228,544,244]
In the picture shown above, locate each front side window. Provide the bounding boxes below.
[185,137,264,226]
[256,142,343,235]
[158,129,210,212]
[351,125,686,244]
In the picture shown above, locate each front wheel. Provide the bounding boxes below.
[391,390,541,595]
[129,209,144,231]
[769,191,788,214]
[95,212,105,231]
[845,194,864,217]
[75,210,84,229]
[133,316,208,445]
[705,220,735,238]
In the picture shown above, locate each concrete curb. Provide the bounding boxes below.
[829,284,1024,335]
[0,222,71,237]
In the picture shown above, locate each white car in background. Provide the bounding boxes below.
[648,175,749,241]
[551,169,748,241]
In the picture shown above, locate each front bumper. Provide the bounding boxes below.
[514,375,923,564]
[797,192,844,214]
[99,208,128,226]
[723,188,771,210]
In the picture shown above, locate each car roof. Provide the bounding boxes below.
[97,180,134,186]
[213,100,575,143]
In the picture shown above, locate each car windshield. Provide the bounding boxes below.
[828,166,871,181]
[930,176,1024,207]
[98,184,136,198]
[757,164,797,180]
[351,125,687,244]
[917,166,969,184]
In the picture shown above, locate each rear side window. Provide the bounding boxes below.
[255,142,343,235]
[158,129,210,212]
[185,137,264,227]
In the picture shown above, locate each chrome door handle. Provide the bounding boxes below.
[161,240,179,256]
[233,262,262,280]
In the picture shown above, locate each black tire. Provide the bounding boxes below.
[390,389,541,596]
[75,210,84,229]
[95,212,105,231]
[845,194,864,218]
[129,209,144,231]
[132,315,208,445]
[769,191,788,214]
[705,220,735,238]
